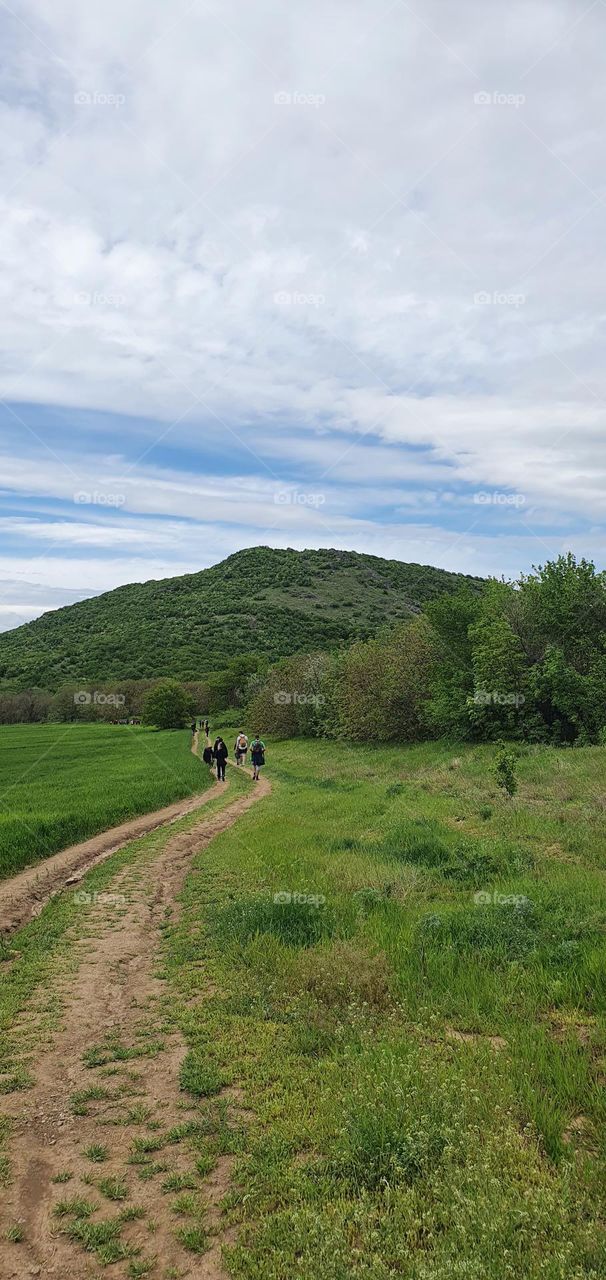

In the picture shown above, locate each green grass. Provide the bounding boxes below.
[3,731,606,1276]
[84,1143,108,1163]
[0,722,211,880]
[98,1175,129,1201]
[161,737,606,1279]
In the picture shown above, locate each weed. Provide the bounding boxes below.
[175,1224,208,1254]
[84,1143,108,1163]
[162,1171,198,1192]
[98,1175,129,1201]
[53,1196,97,1218]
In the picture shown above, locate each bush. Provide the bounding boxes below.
[495,740,518,797]
[142,679,194,729]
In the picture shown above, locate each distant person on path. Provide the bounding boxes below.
[203,719,209,737]
[190,721,197,737]
[213,736,228,781]
[234,731,248,766]
[250,735,265,781]
[202,742,213,770]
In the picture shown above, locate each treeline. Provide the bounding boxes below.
[248,555,606,746]
[0,656,264,726]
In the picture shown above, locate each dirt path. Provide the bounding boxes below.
[0,769,271,1280]
[0,731,213,936]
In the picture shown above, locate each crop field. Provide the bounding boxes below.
[0,723,207,880]
[2,735,606,1277]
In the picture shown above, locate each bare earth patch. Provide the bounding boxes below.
[445,1027,507,1050]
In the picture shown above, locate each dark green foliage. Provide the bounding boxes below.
[142,679,194,729]
[0,547,483,692]
[495,741,518,797]
[424,556,606,745]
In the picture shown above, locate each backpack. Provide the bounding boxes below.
[237,735,247,749]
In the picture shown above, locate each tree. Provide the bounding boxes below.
[423,590,484,738]
[467,611,528,739]
[142,679,194,729]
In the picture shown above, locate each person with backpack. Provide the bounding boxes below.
[234,731,248,766]
[250,734,265,781]
[212,736,229,781]
[202,741,213,771]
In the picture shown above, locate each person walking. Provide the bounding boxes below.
[234,731,248,766]
[202,741,213,770]
[250,734,265,781]
[203,719,209,737]
[212,736,228,781]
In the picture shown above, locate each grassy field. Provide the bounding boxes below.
[2,734,606,1276]
[161,736,606,1279]
[0,723,208,880]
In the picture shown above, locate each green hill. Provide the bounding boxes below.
[0,546,485,690]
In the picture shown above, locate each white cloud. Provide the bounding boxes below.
[0,0,604,623]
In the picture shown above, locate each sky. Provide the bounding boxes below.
[0,0,605,630]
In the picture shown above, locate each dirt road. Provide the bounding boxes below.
[0,769,270,1280]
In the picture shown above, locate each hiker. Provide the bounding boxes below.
[202,741,213,770]
[234,731,248,766]
[190,721,197,737]
[203,718,209,737]
[213,736,228,781]
[250,734,265,781]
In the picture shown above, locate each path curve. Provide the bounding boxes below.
[0,768,271,1279]
[0,730,214,936]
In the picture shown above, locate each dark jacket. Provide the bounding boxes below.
[202,746,213,765]
[212,739,228,762]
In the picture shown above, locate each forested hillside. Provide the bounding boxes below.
[0,546,484,690]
